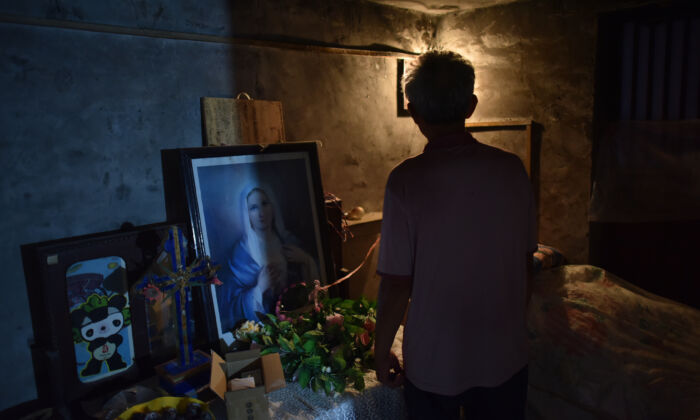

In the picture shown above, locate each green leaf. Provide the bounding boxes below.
[339,299,355,309]
[353,375,365,391]
[292,332,302,346]
[312,377,321,392]
[265,313,278,324]
[362,350,374,366]
[348,367,362,380]
[298,366,311,389]
[278,336,295,352]
[302,330,324,339]
[331,376,346,394]
[352,300,364,312]
[360,297,369,309]
[279,321,291,330]
[284,358,301,377]
[345,324,363,335]
[262,335,273,346]
[260,346,280,355]
[302,355,321,368]
[332,354,347,371]
[324,377,333,395]
[302,339,316,354]
[320,345,332,357]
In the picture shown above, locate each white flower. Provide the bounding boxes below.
[235,320,262,340]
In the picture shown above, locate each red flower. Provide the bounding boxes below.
[357,331,371,346]
[326,313,344,328]
[363,319,375,333]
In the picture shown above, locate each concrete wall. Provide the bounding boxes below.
[0,0,433,410]
[435,0,656,263]
[227,0,435,210]
[1,0,669,410]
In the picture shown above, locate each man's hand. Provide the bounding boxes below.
[375,351,405,388]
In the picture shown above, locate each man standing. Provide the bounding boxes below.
[374,50,537,419]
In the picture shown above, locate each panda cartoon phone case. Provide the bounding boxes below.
[67,256,135,383]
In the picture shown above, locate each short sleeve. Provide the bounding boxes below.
[377,169,414,277]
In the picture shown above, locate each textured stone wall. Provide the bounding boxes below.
[0,0,434,410]
[0,0,665,410]
[434,0,661,263]
[437,0,593,263]
[228,0,436,211]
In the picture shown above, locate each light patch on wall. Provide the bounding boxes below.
[480,33,518,49]
[367,0,521,15]
[437,41,513,68]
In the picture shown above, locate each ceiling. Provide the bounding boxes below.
[367,0,520,15]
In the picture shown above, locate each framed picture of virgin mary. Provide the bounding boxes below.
[162,142,333,343]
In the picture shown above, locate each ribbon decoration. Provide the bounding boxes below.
[308,235,380,311]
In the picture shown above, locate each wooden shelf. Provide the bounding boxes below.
[465,119,534,178]
[346,211,382,227]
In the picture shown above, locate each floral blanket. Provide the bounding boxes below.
[527,265,700,419]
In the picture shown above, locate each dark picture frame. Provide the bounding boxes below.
[161,142,334,343]
[20,222,184,411]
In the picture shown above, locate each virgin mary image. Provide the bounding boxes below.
[217,184,320,332]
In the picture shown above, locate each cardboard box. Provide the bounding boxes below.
[209,348,286,420]
[155,349,211,397]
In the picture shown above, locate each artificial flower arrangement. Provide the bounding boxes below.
[233,282,376,396]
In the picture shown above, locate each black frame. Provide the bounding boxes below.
[20,222,185,411]
[161,142,335,343]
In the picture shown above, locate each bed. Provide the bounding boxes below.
[526,262,700,419]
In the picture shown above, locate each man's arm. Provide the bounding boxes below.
[374,274,412,387]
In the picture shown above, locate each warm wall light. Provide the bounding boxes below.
[396,58,413,117]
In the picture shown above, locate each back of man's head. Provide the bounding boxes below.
[402,50,475,125]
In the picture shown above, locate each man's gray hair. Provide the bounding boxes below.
[402,50,475,124]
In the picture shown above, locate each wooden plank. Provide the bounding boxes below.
[466,120,534,177]
[465,120,531,128]
[0,13,420,58]
[201,96,286,146]
[525,123,532,177]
